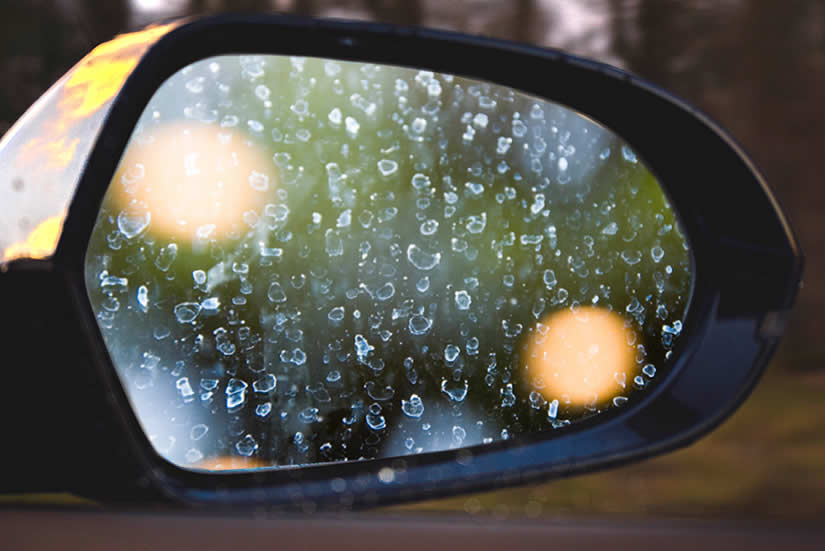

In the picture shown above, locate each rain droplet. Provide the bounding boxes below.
[465,213,486,234]
[117,207,150,239]
[200,297,219,311]
[267,282,287,303]
[328,107,342,126]
[377,159,399,177]
[444,344,460,362]
[366,413,386,430]
[253,373,277,393]
[236,434,258,457]
[548,399,559,419]
[407,244,441,270]
[137,285,149,312]
[420,219,438,235]
[376,282,395,301]
[190,424,208,441]
[328,306,345,322]
[408,314,432,336]
[454,290,472,310]
[411,173,431,190]
[441,379,468,402]
[174,302,200,323]
[622,145,638,164]
[325,229,344,257]
[402,394,424,418]
[345,116,360,138]
[154,243,177,271]
[621,250,642,265]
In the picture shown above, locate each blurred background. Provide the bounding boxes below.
[1,0,822,520]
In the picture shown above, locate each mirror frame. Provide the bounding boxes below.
[47,14,801,508]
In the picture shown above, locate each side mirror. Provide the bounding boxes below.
[0,14,801,509]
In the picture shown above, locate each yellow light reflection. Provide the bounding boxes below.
[525,306,637,406]
[109,122,275,241]
[193,456,269,472]
[59,23,177,123]
[3,212,65,262]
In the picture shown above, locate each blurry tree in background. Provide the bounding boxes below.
[0,0,130,135]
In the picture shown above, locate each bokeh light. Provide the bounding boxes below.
[525,306,636,407]
[109,122,275,242]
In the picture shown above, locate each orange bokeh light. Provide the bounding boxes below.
[110,122,275,241]
[192,456,270,472]
[525,306,637,406]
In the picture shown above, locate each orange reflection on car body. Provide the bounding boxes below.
[525,306,636,406]
[0,22,178,265]
[193,456,270,472]
[109,122,276,241]
[59,23,177,124]
[2,212,65,262]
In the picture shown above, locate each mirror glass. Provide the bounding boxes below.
[85,55,691,471]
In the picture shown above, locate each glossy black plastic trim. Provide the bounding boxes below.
[46,14,801,509]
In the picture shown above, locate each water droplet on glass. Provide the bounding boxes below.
[117,207,150,239]
[402,394,425,418]
[444,344,460,362]
[420,219,439,236]
[621,250,642,265]
[622,145,638,164]
[267,281,287,303]
[328,306,345,322]
[409,314,432,336]
[190,424,208,441]
[345,116,360,138]
[454,290,472,310]
[407,244,441,270]
[602,222,619,236]
[247,170,269,191]
[328,107,342,126]
[174,302,200,323]
[137,285,149,312]
[548,399,559,419]
[236,434,258,457]
[256,402,272,417]
[377,159,399,177]
[154,243,177,271]
[366,413,386,431]
[441,378,468,402]
[325,229,344,257]
[465,213,486,234]
[376,282,395,301]
[411,173,431,190]
[253,373,277,393]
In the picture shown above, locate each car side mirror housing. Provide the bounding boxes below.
[0,14,802,509]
